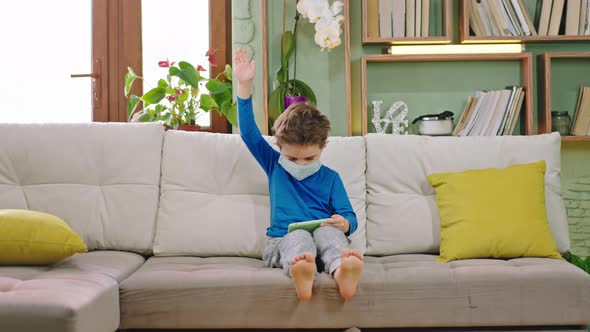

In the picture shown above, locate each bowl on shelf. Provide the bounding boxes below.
[412,111,454,136]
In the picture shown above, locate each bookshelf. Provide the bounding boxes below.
[537,52,590,141]
[363,0,452,44]
[360,53,534,135]
[460,0,590,43]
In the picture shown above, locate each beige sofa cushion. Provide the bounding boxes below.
[0,251,145,332]
[365,133,569,256]
[154,132,367,258]
[119,255,590,329]
[0,123,164,254]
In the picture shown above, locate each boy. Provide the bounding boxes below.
[234,48,363,301]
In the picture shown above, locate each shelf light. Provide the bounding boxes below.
[388,44,524,55]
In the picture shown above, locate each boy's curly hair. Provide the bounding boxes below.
[272,102,330,148]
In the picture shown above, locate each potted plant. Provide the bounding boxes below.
[268,0,345,129]
[124,48,237,130]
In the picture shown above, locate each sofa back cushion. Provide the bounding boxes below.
[0,123,164,254]
[154,131,366,258]
[364,132,569,256]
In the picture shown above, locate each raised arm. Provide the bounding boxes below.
[234,48,278,174]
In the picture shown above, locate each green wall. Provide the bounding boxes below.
[236,0,590,256]
[266,0,348,135]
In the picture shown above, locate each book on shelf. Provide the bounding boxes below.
[567,0,590,35]
[469,0,537,36]
[379,0,394,38]
[504,0,525,35]
[571,86,590,136]
[454,87,524,136]
[518,0,538,35]
[376,0,431,38]
[541,0,590,36]
[547,0,565,35]
[393,0,406,37]
[406,0,416,37]
[416,0,422,36]
[580,0,590,35]
[367,0,381,37]
[422,0,430,36]
[536,0,553,35]
[566,0,581,35]
[468,0,590,37]
[580,0,588,35]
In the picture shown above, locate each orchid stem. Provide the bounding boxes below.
[292,0,300,96]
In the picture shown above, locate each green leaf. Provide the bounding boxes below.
[128,67,137,77]
[172,62,201,88]
[218,100,237,127]
[277,66,287,84]
[224,64,232,81]
[169,67,179,76]
[224,102,237,127]
[124,69,137,96]
[178,61,194,70]
[199,94,218,111]
[564,251,590,274]
[158,79,168,88]
[275,31,295,84]
[178,91,189,103]
[141,87,166,105]
[281,31,294,73]
[292,80,317,105]
[127,95,141,121]
[268,84,287,129]
[186,111,196,121]
[213,88,232,108]
[205,80,229,94]
[138,112,152,122]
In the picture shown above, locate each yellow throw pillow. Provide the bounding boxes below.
[0,209,87,265]
[427,161,561,263]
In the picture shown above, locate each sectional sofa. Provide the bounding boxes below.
[0,123,588,332]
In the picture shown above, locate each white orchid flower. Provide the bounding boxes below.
[314,18,342,51]
[296,0,345,51]
[330,1,344,15]
[315,14,343,30]
[297,0,331,23]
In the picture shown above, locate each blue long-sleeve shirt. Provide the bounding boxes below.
[237,96,357,238]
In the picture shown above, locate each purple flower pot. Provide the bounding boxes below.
[284,95,307,110]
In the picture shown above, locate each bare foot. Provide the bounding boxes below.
[291,252,316,301]
[334,249,364,300]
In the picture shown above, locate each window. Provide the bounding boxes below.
[0,0,231,133]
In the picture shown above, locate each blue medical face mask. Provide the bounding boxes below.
[278,155,322,181]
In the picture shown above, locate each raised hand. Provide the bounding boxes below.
[233,48,256,83]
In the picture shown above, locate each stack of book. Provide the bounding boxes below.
[469,0,590,37]
[469,0,537,36]
[454,87,525,136]
[376,0,432,37]
[571,86,590,135]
